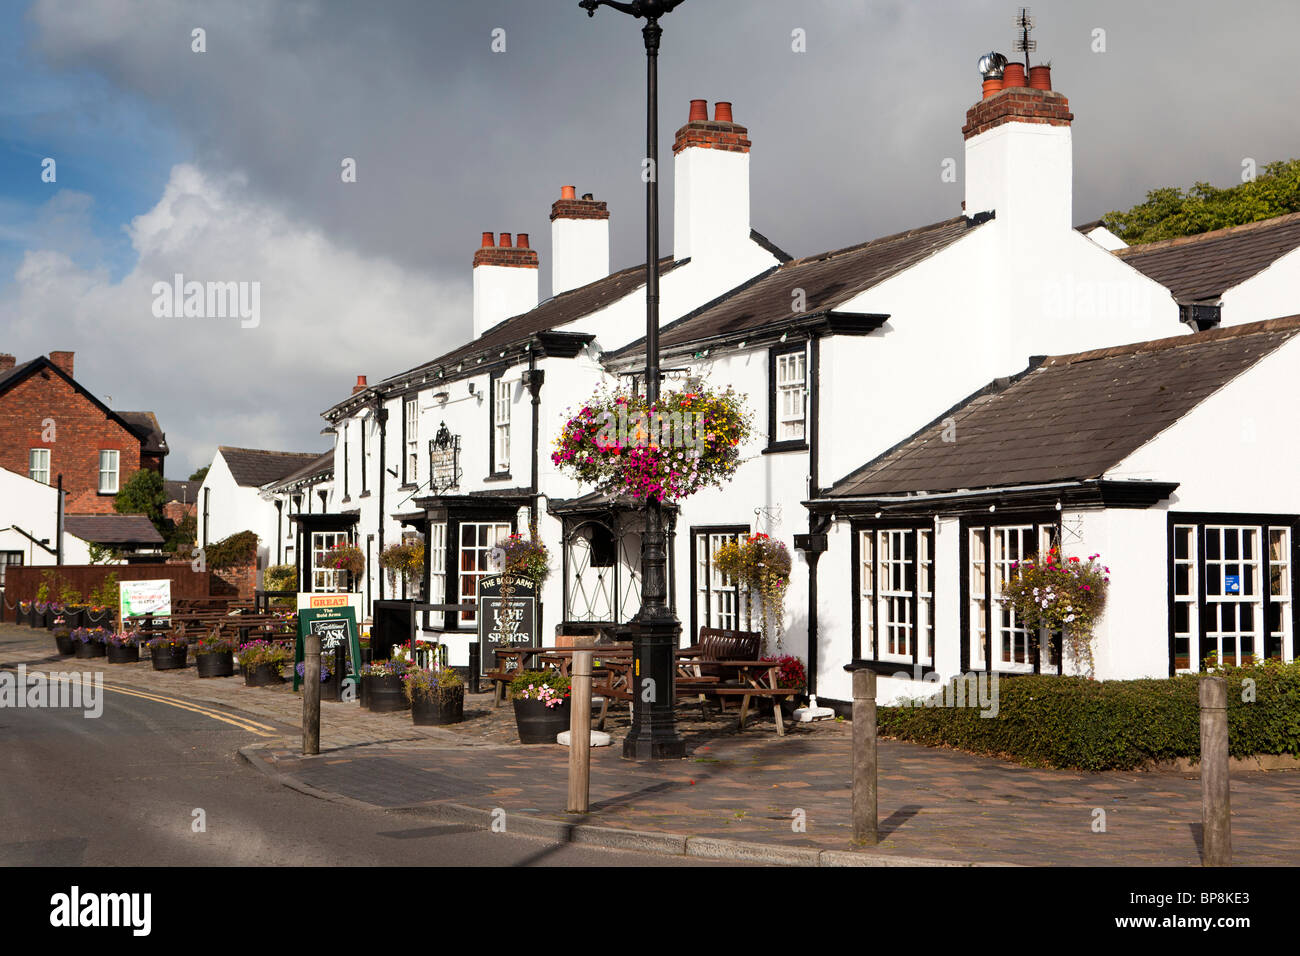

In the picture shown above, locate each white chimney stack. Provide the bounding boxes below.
[673,100,751,262]
[472,231,538,338]
[550,185,610,295]
[962,64,1073,233]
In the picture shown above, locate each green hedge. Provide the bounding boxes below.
[876,662,1300,771]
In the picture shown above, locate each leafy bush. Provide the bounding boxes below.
[263,564,297,594]
[88,572,120,610]
[205,530,259,569]
[877,661,1300,771]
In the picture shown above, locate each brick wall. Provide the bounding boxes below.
[0,363,144,514]
[962,87,1073,139]
[212,556,258,601]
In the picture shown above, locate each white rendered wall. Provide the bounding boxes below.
[473,264,538,338]
[673,146,751,264]
[965,121,1073,234]
[0,466,94,569]
[197,451,281,568]
[1219,244,1300,327]
[552,218,609,296]
[1083,225,1127,251]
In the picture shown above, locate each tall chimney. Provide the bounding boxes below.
[472,231,539,337]
[0,354,14,373]
[49,351,75,378]
[673,99,752,262]
[551,185,610,295]
[962,80,1074,233]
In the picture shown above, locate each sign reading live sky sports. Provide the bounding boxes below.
[477,572,537,677]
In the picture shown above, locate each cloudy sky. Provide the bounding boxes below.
[2,0,1297,475]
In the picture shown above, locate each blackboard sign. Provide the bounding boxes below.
[295,605,363,694]
[477,572,537,677]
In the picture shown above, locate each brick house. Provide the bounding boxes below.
[0,351,169,514]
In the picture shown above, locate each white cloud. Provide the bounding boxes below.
[2,163,470,474]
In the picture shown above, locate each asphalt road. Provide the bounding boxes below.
[0,676,706,867]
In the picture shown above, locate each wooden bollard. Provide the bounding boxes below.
[1199,675,1231,866]
[568,650,593,813]
[852,668,878,846]
[303,631,321,756]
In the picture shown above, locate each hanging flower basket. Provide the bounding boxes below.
[499,533,551,585]
[713,534,792,651]
[552,383,752,502]
[1000,548,1110,677]
[326,542,365,579]
[379,540,425,592]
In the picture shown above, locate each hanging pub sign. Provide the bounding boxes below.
[476,572,537,677]
[428,422,461,494]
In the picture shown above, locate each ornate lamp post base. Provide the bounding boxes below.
[622,616,686,760]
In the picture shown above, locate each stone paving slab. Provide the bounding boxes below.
[6,623,1299,866]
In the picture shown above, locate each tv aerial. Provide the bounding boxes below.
[1013,7,1036,71]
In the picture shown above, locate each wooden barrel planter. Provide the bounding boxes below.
[83,607,113,628]
[512,698,571,744]
[412,688,464,726]
[62,607,86,629]
[107,643,140,664]
[363,675,410,713]
[53,630,76,656]
[17,605,33,627]
[151,644,188,670]
[242,663,284,687]
[196,650,234,678]
[33,608,49,629]
[74,639,107,659]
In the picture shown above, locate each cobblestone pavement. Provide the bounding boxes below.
[6,622,1299,866]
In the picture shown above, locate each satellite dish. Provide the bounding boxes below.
[978,51,1008,78]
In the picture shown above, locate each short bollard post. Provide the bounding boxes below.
[568,649,593,813]
[468,642,480,695]
[852,668,878,846]
[1200,675,1231,866]
[303,631,321,756]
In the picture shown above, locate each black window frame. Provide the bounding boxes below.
[766,341,809,454]
[1165,511,1300,675]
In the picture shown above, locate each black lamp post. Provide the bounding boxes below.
[580,0,688,760]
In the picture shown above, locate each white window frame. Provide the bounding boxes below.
[457,521,511,625]
[29,448,50,485]
[98,450,120,494]
[311,531,351,593]
[405,397,419,484]
[774,350,806,443]
[968,522,1060,674]
[858,525,934,667]
[493,378,512,473]
[696,530,745,632]
[428,521,447,606]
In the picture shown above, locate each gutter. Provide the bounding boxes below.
[805,479,1179,515]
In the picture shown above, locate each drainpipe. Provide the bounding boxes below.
[523,354,545,528]
[376,399,388,606]
[56,473,64,566]
[275,499,283,564]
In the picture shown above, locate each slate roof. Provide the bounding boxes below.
[163,479,199,504]
[63,514,164,545]
[0,358,38,392]
[219,447,324,487]
[1115,211,1300,303]
[116,411,168,455]
[610,216,986,356]
[827,316,1300,498]
[264,451,334,490]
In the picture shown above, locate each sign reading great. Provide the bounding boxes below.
[476,572,537,677]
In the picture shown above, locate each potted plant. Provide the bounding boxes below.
[294,653,341,700]
[359,659,410,713]
[59,585,86,629]
[72,626,108,659]
[238,640,289,686]
[194,634,235,678]
[379,539,426,595]
[761,654,806,717]
[499,531,551,585]
[404,666,464,725]
[359,636,373,665]
[32,600,50,629]
[17,600,33,627]
[148,633,188,670]
[106,630,142,664]
[510,670,571,744]
[326,541,365,584]
[84,573,118,628]
[1001,548,1110,677]
[52,625,76,656]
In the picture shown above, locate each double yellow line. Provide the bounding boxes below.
[74,676,280,737]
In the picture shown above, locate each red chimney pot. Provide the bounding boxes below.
[561,185,577,200]
[499,233,512,248]
[688,99,708,122]
[714,101,733,123]
[516,233,530,249]
[481,231,495,248]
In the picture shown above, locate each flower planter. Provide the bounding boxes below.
[512,697,571,744]
[74,641,107,659]
[363,674,410,713]
[84,607,113,628]
[243,662,284,686]
[33,609,48,629]
[54,632,76,656]
[17,606,33,627]
[151,645,187,670]
[412,688,464,726]
[107,643,140,664]
[196,650,234,678]
[62,607,86,629]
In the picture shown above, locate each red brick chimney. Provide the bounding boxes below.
[472,231,539,338]
[672,99,753,261]
[49,351,75,378]
[352,375,368,395]
[0,354,14,372]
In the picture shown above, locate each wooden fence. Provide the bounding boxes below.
[1,564,234,617]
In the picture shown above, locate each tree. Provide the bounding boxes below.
[189,465,209,482]
[113,468,177,548]
[1106,159,1300,244]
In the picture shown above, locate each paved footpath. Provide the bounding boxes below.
[5,622,1299,866]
